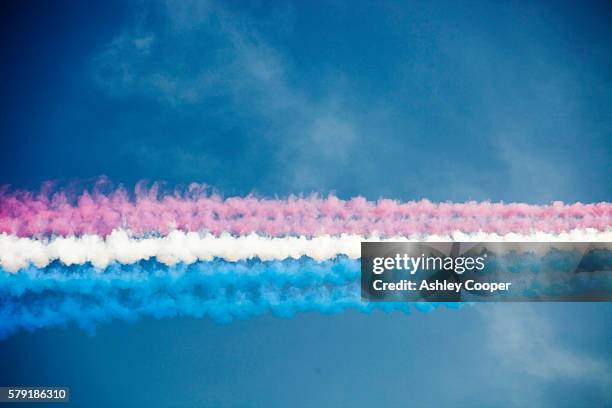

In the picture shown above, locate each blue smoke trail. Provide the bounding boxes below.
[1,258,437,339]
[2,250,609,339]
[1,257,361,296]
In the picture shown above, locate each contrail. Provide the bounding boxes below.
[1,229,610,272]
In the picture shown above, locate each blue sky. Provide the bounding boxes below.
[1,1,611,407]
[2,0,611,202]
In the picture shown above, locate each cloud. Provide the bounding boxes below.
[496,138,575,203]
[87,0,612,202]
[90,0,362,191]
[482,304,611,384]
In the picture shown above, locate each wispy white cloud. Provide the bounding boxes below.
[91,0,361,191]
[482,304,611,383]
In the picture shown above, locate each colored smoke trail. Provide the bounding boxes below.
[0,259,434,338]
[1,181,610,339]
[0,258,362,295]
[1,183,611,237]
[1,250,610,338]
[1,229,611,272]
[0,282,369,339]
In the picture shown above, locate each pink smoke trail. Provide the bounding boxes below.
[1,182,610,237]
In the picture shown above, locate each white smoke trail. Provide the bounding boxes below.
[1,228,610,272]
